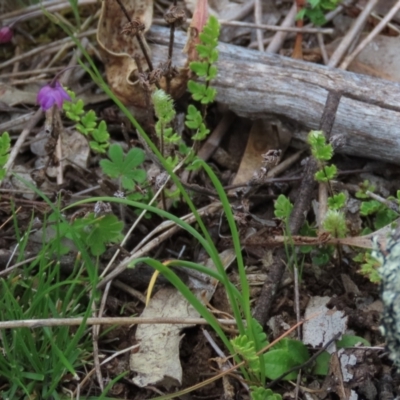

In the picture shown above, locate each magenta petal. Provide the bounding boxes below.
[37,81,71,111]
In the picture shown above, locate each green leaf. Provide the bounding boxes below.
[315,164,337,182]
[337,334,370,348]
[74,213,124,256]
[360,200,381,216]
[187,80,203,95]
[208,65,218,80]
[196,44,212,59]
[312,246,334,266]
[190,61,209,77]
[76,124,89,135]
[304,8,326,26]
[89,141,108,154]
[202,87,217,103]
[264,338,309,380]
[274,194,293,221]
[322,164,337,180]
[123,147,146,171]
[231,334,260,373]
[208,49,219,64]
[374,208,398,230]
[0,131,10,180]
[327,192,346,210]
[308,0,321,7]
[80,110,97,131]
[121,176,135,191]
[251,387,282,400]
[185,105,203,130]
[128,191,145,202]
[92,120,110,143]
[100,159,120,178]
[312,351,330,376]
[296,8,307,20]
[100,144,146,184]
[129,169,147,184]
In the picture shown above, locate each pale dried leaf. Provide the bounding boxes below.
[130,249,237,388]
[303,296,347,353]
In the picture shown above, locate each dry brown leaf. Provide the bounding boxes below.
[97,0,209,108]
[97,0,153,108]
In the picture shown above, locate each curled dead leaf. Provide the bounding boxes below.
[97,0,210,108]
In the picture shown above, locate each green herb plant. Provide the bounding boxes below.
[357,182,399,232]
[45,8,310,398]
[100,144,149,202]
[296,0,341,26]
[0,207,98,399]
[308,130,347,238]
[63,90,110,154]
[352,182,400,282]
[51,209,124,256]
[151,15,220,173]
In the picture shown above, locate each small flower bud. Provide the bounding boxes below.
[0,27,13,44]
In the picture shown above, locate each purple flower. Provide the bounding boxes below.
[0,27,13,44]
[37,81,71,111]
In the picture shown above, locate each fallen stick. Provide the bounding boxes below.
[148,26,400,165]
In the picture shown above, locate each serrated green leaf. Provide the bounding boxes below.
[121,176,135,190]
[76,213,124,256]
[92,124,110,143]
[99,159,120,178]
[360,200,381,216]
[76,124,88,135]
[195,44,209,58]
[328,192,346,210]
[190,61,209,77]
[323,164,337,179]
[89,141,107,154]
[129,169,147,183]
[207,65,218,80]
[100,144,145,182]
[274,194,293,220]
[108,143,124,165]
[80,110,97,131]
[188,80,206,98]
[208,49,219,64]
[66,111,80,122]
[202,87,217,103]
[123,148,146,171]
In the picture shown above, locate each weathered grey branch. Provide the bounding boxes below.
[148,26,400,165]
